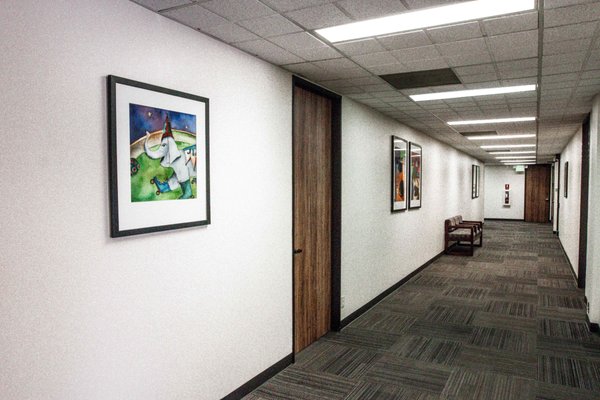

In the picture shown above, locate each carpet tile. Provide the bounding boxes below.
[245,221,600,400]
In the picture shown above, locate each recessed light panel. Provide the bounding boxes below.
[449,117,536,126]
[411,85,536,102]
[481,144,536,149]
[469,134,536,140]
[496,155,537,159]
[316,0,535,43]
[489,150,536,154]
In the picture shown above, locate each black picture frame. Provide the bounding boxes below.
[391,136,408,212]
[108,75,210,237]
[409,142,422,209]
[472,165,480,199]
[564,161,569,198]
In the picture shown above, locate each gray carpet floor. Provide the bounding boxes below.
[244,221,600,400]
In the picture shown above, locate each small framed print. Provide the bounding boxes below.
[409,142,422,209]
[391,136,408,212]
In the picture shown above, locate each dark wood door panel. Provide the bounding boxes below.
[525,165,551,223]
[293,86,332,353]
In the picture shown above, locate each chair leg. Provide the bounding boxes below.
[470,240,474,256]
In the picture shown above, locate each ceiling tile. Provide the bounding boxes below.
[403,58,450,71]
[482,12,538,36]
[161,3,228,29]
[543,38,593,55]
[542,62,581,75]
[545,0,597,9]
[436,37,488,56]
[496,58,538,72]
[488,30,538,53]
[543,21,598,42]
[261,0,332,12]
[282,62,326,76]
[202,0,274,21]
[446,52,493,67]
[498,68,537,79]
[427,22,483,44]
[392,45,441,62]
[378,30,432,50]
[237,14,303,37]
[491,45,538,62]
[351,51,399,67]
[284,4,351,29]
[202,22,260,43]
[544,3,600,27]
[360,83,395,93]
[459,73,499,83]
[453,63,496,76]
[269,32,340,60]
[336,0,407,20]
[234,39,304,64]
[132,0,192,11]
[313,57,358,70]
[543,52,586,67]
[542,73,580,83]
[368,63,410,75]
[333,39,386,56]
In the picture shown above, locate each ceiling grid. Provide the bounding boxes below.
[131,0,600,164]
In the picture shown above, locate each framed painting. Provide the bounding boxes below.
[409,142,422,209]
[472,165,480,199]
[564,161,569,198]
[391,136,408,212]
[108,75,210,237]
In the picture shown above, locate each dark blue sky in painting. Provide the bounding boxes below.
[129,103,196,144]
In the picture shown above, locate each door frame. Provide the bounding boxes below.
[291,76,342,358]
[556,155,561,234]
[578,114,590,289]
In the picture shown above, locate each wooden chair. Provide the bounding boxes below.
[444,216,483,256]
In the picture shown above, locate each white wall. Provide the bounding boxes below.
[341,100,484,319]
[483,166,525,220]
[0,1,292,399]
[558,128,582,275]
[587,94,600,325]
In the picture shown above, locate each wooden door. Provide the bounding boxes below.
[525,165,551,222]
[293,85,332,353]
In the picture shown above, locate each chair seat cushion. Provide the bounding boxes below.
[449,228,480,241]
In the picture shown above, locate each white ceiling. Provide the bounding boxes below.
[131,0,600,164]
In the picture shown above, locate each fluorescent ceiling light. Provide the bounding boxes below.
[315,0,535,43]
[411,85,536,102]
[481,144,536,149]
[502,161,536,165]
[468,134,536,141]
[496,155,537,159]
[489,150,536,154]
[449,117,536,126]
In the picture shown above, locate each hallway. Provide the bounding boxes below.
[245,221,600,400]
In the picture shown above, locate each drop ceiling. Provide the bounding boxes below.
[131,0,600,164]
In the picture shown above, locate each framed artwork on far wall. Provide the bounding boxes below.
[472,165,480,199]
[108,75,211,237]
[564,161,569,198]
[391,136,408,212]
[409,142,422,209]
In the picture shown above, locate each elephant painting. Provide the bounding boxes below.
[144,114,197,199]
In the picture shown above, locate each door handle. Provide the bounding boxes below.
[294,249,303,254]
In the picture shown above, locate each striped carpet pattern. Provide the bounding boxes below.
[244,221,600,400]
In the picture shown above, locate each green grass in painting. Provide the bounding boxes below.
[130,141,197,202]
